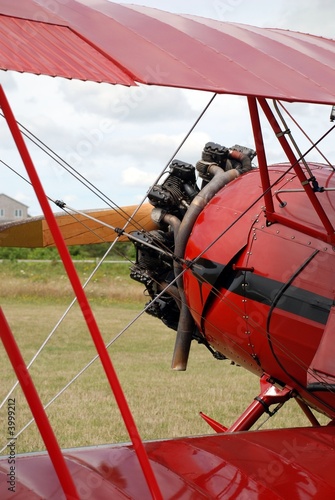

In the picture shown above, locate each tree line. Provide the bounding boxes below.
[0,242,135,261]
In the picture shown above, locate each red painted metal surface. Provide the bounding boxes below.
[257,98,335,241]
[308,306,335,386]
[247,97,275,214]
[200,412,228,433]
[0,11,135,85]
[226,376,292,433]
[185,164,335,419]
[1,426,335,498]
[0,0,335,103]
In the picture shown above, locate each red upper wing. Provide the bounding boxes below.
[0,0,335,102]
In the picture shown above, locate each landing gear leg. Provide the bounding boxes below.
[200,374,293,433]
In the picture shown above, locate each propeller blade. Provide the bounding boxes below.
[0,203,157,247]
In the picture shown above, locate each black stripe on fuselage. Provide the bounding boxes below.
[237,272,332,325]
[192,258,333,325]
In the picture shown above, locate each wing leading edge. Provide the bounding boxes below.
[0,0,335,103]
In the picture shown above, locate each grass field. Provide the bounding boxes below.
[0,260,328,455]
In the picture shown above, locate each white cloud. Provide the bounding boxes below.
[121,166,157,187]
[61,82,194,123]
[276,0,335,37]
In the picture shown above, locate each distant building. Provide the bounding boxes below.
[0,194,30,223]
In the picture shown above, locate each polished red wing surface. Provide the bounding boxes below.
[0,0,335,102]
[1,427,335,498]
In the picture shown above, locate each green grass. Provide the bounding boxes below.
[0,260,329,455]
[0,259,143,304]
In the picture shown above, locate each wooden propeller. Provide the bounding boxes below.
[0,203,157,247]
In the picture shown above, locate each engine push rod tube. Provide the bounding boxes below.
[172,165,241,371]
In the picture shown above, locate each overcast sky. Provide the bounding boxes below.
[1,0,335,216]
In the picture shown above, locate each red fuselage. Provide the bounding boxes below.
[184,164,335,418]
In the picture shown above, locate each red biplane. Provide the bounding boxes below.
[0,1,335,498]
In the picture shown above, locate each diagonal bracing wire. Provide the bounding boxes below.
[0,92,218,437]
[3,93,334,447]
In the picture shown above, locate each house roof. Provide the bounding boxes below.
[0,193,29,208]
